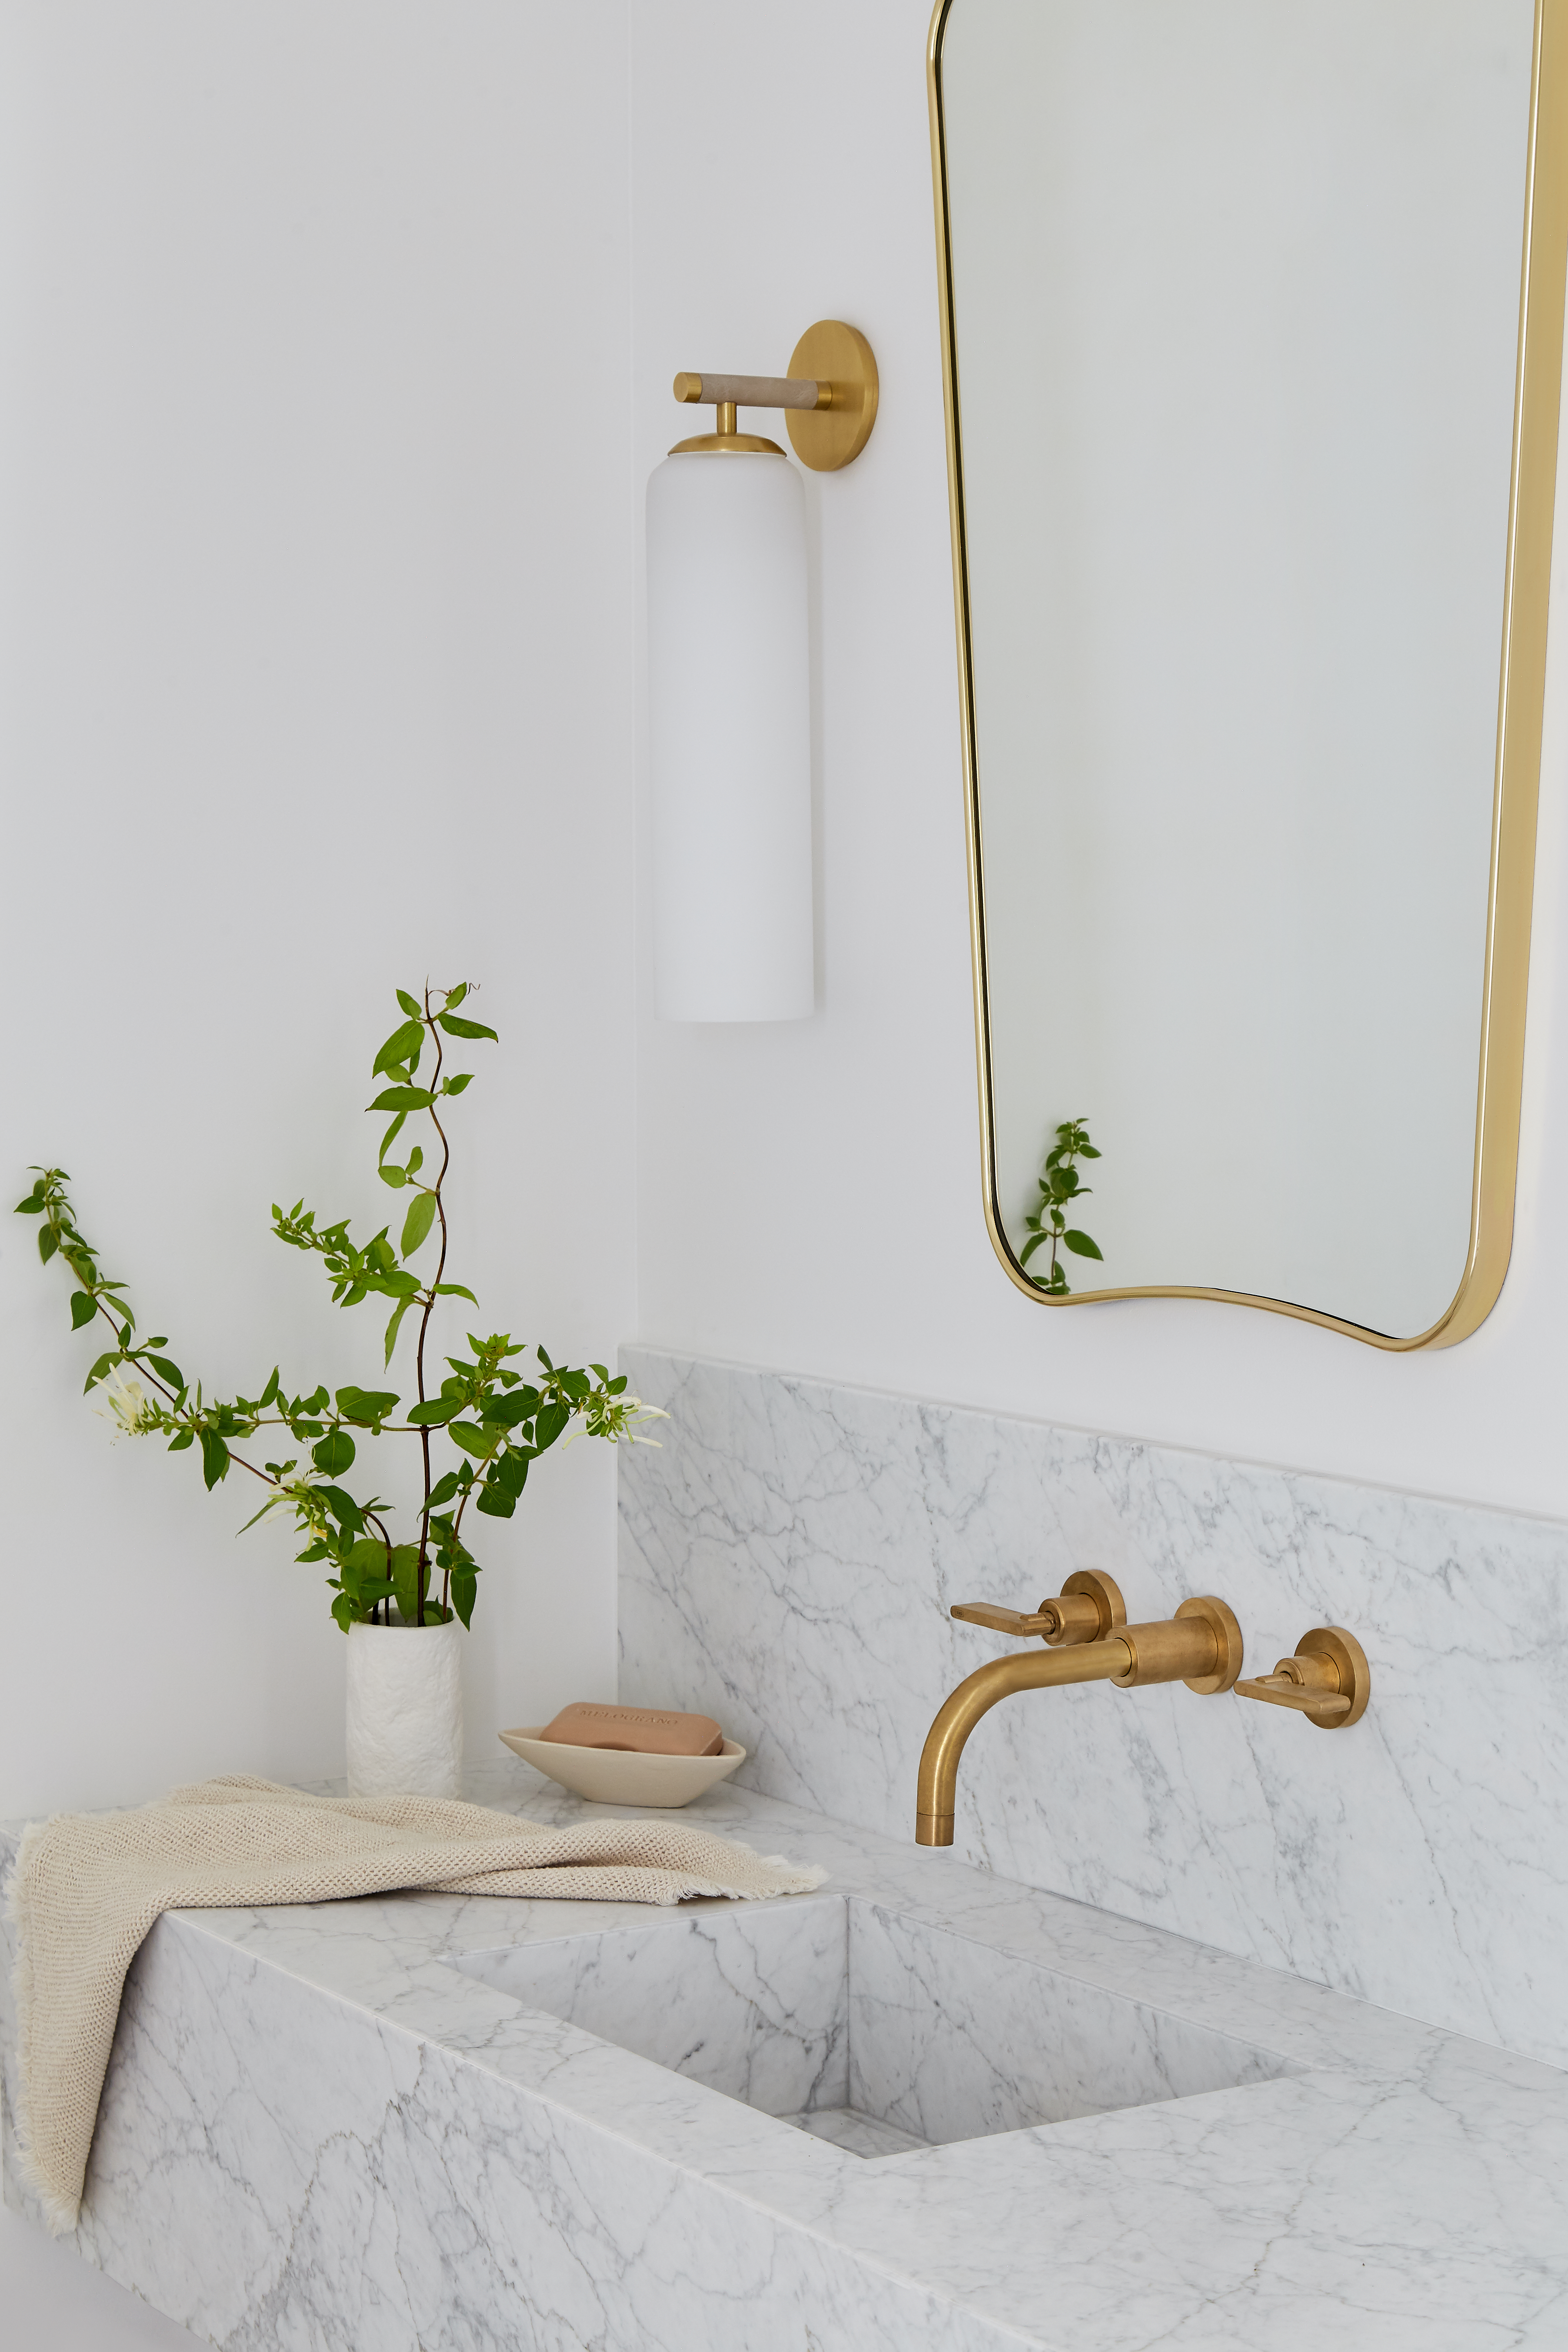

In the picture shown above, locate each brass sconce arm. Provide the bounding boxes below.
[916,1575,1242,1845]
[675,372,832,413]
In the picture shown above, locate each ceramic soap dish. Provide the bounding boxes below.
[498,1726,747,1808]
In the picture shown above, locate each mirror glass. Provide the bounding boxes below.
[935,0,1550,1342]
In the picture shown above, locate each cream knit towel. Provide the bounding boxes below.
[5,1773,828,2234]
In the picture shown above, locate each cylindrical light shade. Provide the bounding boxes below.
[646,451,814,1021]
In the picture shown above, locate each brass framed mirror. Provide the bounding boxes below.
[929,0,1568,1346]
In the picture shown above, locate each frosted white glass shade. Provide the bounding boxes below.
[646,451,814,1020]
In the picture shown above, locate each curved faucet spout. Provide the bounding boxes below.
[915,1639,1131,1845]
[914,1592,1241,1846]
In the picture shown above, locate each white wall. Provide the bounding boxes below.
[631,0,1568,1525]
[4,0,1566,1812]
[0,0,636,1822]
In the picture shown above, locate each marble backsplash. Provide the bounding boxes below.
[617,1347,1568,2069]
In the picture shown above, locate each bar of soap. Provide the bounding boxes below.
[536,1700,725,1757]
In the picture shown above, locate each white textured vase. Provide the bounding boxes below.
[345,1620,463,1800]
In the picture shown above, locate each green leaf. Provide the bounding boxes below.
[82,1351,118,1392]
[69,1289,98,1330]
[400,1191,437,1260]
[426,1469,462,1507]
[199,1428,230,1489]
[533,1401,572,1451]
[435,1012,498,1042]
[167,1427,195,1452]
[406,1398,458,1425]
[14,1195,44,1215]
[1063,1230,1103,1260]
[441,1072,473,1096]
[378,1165,406,1187]
[38,1226,59,1264]
[1018,1232,1048,1267]
[444,982,468,1008]
[447,1420,498,1459]
[396,988,422,1018]
[312,1429,356,1475]
[432,1283,478,1303]
[390,1542,423,1626]
[367,1087,434,1112]
[450,1569,477,1629]
[490,1447,529,1495]
[331,1592,357,1634]
[145,1355,184,1388]
[474,1484,516,1518]
[384,1294,415,1367]
[480,1387,539,1428]
[379,1112,407,1162]
[335,1385,399,1425]
[372,1019,425,1076]
[317,1485,365,1533]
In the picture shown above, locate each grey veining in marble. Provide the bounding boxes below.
[6,1764,1568,2347]
[454,1892,1293,2152]
[617,1347,1568,2066]
[5,1764,1568,2347]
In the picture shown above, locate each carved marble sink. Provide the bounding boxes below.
[455,1893,1296,2158]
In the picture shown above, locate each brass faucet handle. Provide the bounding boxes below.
[950,1571,1128,1648]
[950,1601,1059,1639]
[1236,1666,1351,1719]
[1236,1627,1369,1730]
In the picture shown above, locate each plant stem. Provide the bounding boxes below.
[412,988,453,1622]
[90,1297,281,1488]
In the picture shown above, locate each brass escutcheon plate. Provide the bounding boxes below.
[1296,1625,1371,1728]
[1177,1595,1244,1694]
[1056,1568,1126,1641]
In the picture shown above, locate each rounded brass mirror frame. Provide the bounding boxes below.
[927,0,1568,1348]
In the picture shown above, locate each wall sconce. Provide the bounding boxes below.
[646,320,879,1022]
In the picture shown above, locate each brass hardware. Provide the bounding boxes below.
[1236,1627,1370,1730]
[1056,1568,1126,1644]
[949,1601,1059,1638]
[667,430,787,456]
[949,1567,1125,1648]
[669,321,878,470]
[784,322,878,471]
[917,1579,1241,1845]
[675,372,829,412]
[925,0,1568,1349]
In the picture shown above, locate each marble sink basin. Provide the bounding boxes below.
[454,1892,1296,2158]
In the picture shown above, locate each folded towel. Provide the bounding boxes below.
[5,1772,827,2233]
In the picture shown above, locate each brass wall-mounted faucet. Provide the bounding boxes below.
[915,1572,1242,1845]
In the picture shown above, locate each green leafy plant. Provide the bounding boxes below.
[17,983,663,1632]
[1020,1118,1104,1295]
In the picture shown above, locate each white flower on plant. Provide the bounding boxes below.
[92,1366,160,1440]
[623,1400,670,1448]
[567,1393,670,1449]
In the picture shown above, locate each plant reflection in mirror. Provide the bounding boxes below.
[18,983,666,1632]
[1020,1118,1103,1294]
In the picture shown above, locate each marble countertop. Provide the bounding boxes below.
[4,1759,1566,2350]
